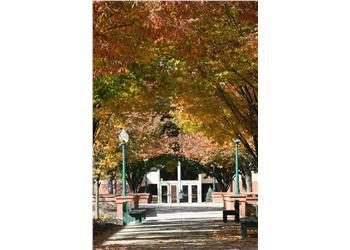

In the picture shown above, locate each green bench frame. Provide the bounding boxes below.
[223,209,239,223]
[122,202,146,225]
[223,200,240,223]
[222,201,258,239]
[240,217,258,239]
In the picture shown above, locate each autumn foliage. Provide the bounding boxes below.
[93,1,258,190]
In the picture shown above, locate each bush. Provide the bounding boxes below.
[93,213,111,226]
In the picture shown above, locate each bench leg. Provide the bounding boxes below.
[223,213,227,223]
[241,224,248,239]
[234,213,239,223]
[234,201,240,223]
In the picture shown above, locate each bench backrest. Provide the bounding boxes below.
[122,201,132,213]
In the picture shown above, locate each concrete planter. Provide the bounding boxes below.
[222,193,245,209]
[223,193,247,218]
[211,192,224,203]
[92,194,118,211]
[126,194,141,209]
[245,193,258,217]
[92,194,117,202]
[245,193,258,205]
[115,195,136,225]
[137,193,152,204]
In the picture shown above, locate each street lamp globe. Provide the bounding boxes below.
[234,139,240,144]
[119,128,129,196]
[119,129,129,144]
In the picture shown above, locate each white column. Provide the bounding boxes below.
[198,174,202,203]
[167,184,170,203]
[158,169,161,203]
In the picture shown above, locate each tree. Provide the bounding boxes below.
[167,2,258,160]
[92,1,258,187]
[236,152,258,193]
[125,160,153,193]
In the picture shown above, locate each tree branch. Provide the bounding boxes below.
[104,22,134,32]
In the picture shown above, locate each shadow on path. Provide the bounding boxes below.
[95,204,257,250]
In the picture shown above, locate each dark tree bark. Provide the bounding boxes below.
[253,135,258,158]
[241,174,247,192]
[107,179,113,194]
[95,177,100,219]
[126,161,150,193]
[112,179,117,194]
[202,164,233,192]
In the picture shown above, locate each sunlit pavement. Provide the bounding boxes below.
[100,203,257,250]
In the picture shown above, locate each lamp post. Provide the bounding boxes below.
[144,159,148,193]
[119,129,129,196]
[234,139,240,194]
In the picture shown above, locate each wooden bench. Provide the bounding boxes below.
[240,217,258,239]
[122,202,146,225]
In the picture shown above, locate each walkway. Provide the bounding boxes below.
[98,203,257,250]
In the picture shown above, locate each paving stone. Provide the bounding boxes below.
[98,203,257,250]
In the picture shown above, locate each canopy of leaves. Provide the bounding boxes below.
[93,1,258,181]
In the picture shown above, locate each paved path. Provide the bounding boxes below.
[100,203,257,250]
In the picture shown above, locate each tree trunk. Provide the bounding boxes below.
[241,173,247,192]
[253,134,258,158]
[112,179,117,194]
[217,182,223,192]
[107,179,113,194]
[245,170,253,192]
[95,179,100,219]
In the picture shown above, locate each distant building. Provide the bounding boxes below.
[94,161,258,204]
